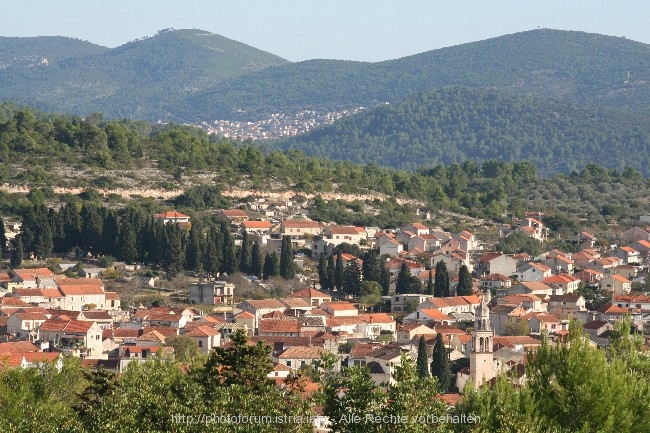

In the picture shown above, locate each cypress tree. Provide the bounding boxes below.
[395,262,410,295]
[426,270,434,295]
[0,217,6,252]
[431,333,451,392]
[204,226,222,276]
[80,204,103,254]
[250,242,262,279]
[343,259,362,297]
[118,222,138,264]
[163,223,184,279]
[279,235,295,279]
[361,250,381,282]
[327,255,336,292]
[380,260,391,296]
[10,235,23,268]
[101,210,119,257]
[186,222,204,272]
[416,336,430,378]
[263,252,279,280]
[334,251,344,290]
[318,255,329,290]
[239,231,251,274]
[220,225,236,275]
[457,264,473,296]
[434,261,450,297]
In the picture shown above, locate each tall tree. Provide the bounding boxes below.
[380,259,391,296]
[457,264,473,296]
[279,235,295,280]
[101,210,119,257]
[327,254,336,292]
[10,235,22,268]
[434,260,450,297]
[250,242,262,279]
[416,336,430,378]
[426,270,434,295]
[361,250,381,282]
[263,252,279,280]
[220,225,236,275]
[334,251,344,290]
[203,226,222,276]
[239,230,251,274]
[118,221,137,264]
[80,204,103,254]
[395,262,411,295]
[162,223,184,280]
[0,217,6,252]
[431,333,451,392]
[343,259,362,297]
[185,221,204,272]
[318,254,330,290]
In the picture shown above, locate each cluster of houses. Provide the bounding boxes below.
[4,204,650,432]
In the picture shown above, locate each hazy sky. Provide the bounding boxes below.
[1,0,648,62]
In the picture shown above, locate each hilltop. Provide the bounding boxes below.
[0,29,287,119]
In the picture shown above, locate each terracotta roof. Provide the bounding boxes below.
[142,326,179,337]
[277,346,326,359]
[12,268,54,280]
[595,304,629,314]
[242,220,272,229]
[235,311,255,319]
[154,211,190,219]
[82,310,112,320]
[478,252,504,262]
[138,330,167,342]
[608,274,631,283]
[259,319,301,334]
[493,336,541,348]
[481,273,511,282]
[281,220,322,228]
[290,287,331,299]
[57,285,105,296]
[417,309,452,321]
[359,313,394,324]
[57,278,104,286]
[529,313,559,323]
[0,297,31,307]
[543,274,580,284]
[103,328,140,339]
[13,312,48,321]
[0,341,40,353]
[105,292,120,300]
[583,320,610,330]
[0,352,59,367]
[322,301,358,311]
[39,318,94,333]
[329,226,361,235]
[549,294,583,303]
[243,299,286,310]
[185,326,220,337]
[280,298,311,309]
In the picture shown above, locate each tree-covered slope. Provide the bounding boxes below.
[0,29,287,119]
[0,36,108,66]
[188,29,650,121]
[274,86,650,175]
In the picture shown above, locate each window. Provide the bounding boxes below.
[198,340,203,347]
[286,361,292,367]
[301,361,306,366]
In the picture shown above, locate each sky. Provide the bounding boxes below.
[1,0,649,62]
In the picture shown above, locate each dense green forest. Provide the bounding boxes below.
[187,29,650,121]
[276,86,650,175]
[0,320,648,432]
[1,104,650,229]
[0,29,287,120]
[2,29,650,121]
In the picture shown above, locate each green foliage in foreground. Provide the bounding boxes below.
[1,321,649,432]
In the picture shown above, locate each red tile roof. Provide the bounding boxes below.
[242,220,272,229]
[154,211,190,219]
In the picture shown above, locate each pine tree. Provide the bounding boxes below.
[334,251,344,290]
[10,235,23,268]
[239,230,251,274]
[101,210,119,257]
[250,242,262,279]
[416,336,430,378]
[279,235,295,279]
[163,223,184,280]
[431,333,451,392]
[457,264,473,296]
[80,204,103,254]
[434,261,450,297]
[426,270,434,295]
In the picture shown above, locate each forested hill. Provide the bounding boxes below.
[274,87,650,175]
[2,29,650,122]
[0,29,287,119]
[185,29,650,120]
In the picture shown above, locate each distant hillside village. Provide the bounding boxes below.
[2,201,650,430]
